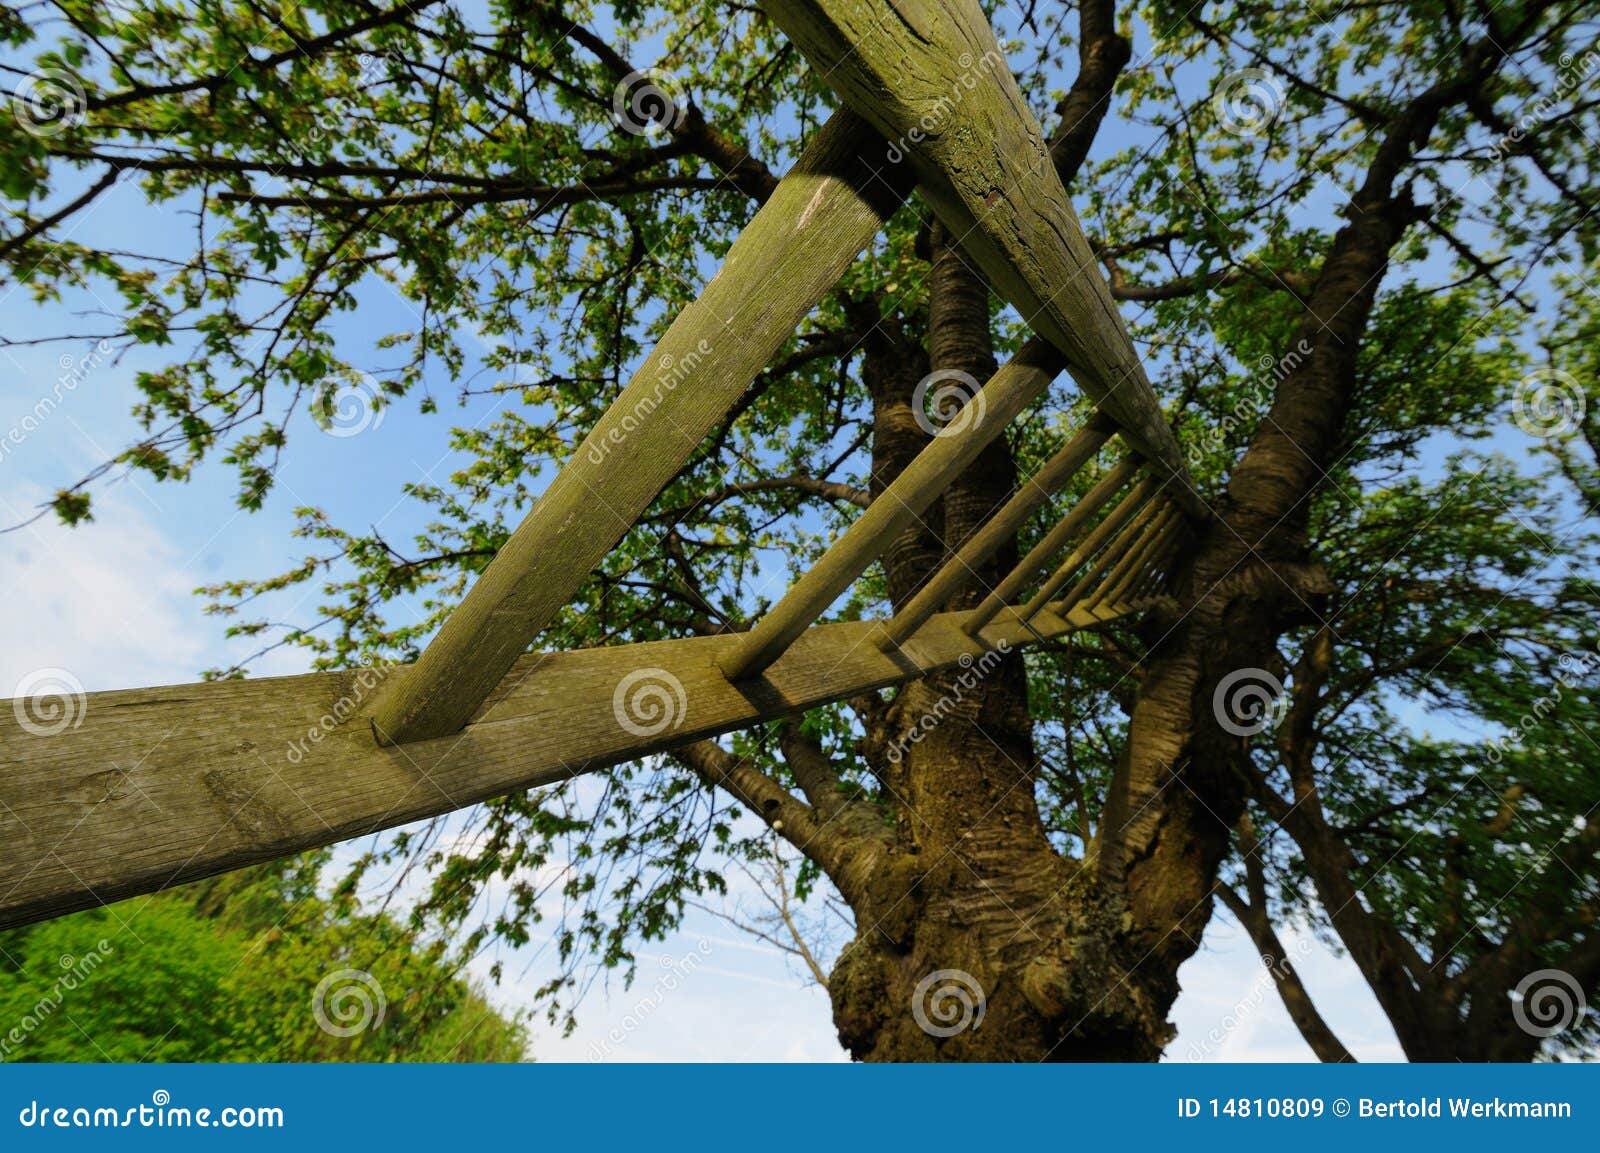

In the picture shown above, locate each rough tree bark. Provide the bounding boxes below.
[812,5,1481,1061]
[682,4,1559,1062]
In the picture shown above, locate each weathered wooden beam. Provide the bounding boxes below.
[1139,530,1185,596]
[1046,499,1166,620]
[0,600,1141,931]
[719,336,1066,681]
[963,456,1142,636]
[366,109,913,745]
[758,0,1202,515]
[1016,475,1160,621]
[876,418,1115,650]
[1095,507,1179,607]
[1075,505,1177,610]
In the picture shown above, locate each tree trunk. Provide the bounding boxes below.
[826,224,1173,1060]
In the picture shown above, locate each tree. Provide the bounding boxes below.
[2,0,1597,1060]
[0,855,529,1061]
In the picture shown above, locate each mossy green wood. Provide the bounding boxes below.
[365,109,912,745]
[757,0,1201,513]
[719,336,1066,680]
[964,455,1142,634]
[878,419,1116,649]
[0,600,1149,931]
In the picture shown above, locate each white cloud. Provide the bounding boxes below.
[1169,907,1405,1062]
[0,482,218,692]
[0,486,1408,1064]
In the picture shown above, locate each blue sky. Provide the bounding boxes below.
[14,0,1569,1061]
[0,170,1408,1063]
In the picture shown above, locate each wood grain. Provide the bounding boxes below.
[367,109,913,745]
[758,0,1202,513]
[879,421,1115,649]
[0,600,1144,930]
[965,455,1142,634]
[719,336,1065,680]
